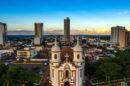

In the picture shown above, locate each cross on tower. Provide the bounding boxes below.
[65,53,69,62]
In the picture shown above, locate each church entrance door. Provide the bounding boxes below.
[64,81,69,86]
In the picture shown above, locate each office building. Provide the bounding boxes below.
[64,17,70,42]
[16,47,37,59]
[34,23,43,45]
[0,22,7,45]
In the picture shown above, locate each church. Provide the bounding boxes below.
[49,38,85,86]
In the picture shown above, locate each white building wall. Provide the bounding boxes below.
[50,61,84,86]
[50,67,59,86]
[73,52,83,62]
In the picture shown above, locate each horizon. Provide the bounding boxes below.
[7,30,111,36]
[1,0,130,35]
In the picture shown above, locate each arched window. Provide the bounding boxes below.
[77,54,80,59]
[54,54,57,59]
[65,70,69,78]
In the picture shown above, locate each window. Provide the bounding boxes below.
[54,54,57,59]
[20,52,27,56]
[77,54,80,59]
[65,70,69,78]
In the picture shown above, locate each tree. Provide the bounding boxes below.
[95,63,122,80]
[0,64,40,86]
[1,73,13,86]
[7,66,22,79]
[124,65,130,77]
[85,57,120,76]
[96,57,120,66]
[0,64,8,76]
[114,49,130,77]
[17,69,28,86]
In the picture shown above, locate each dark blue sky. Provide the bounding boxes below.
[1,0,130,14]
[0,0,130,34]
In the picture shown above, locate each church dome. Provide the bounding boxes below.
[51,45,61,52]
[61,47,73,62]
[73,45,83,52]
[73,38,83,52]
[51,38,61,52]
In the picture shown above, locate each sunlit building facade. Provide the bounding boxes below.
[49,38,85,86]
[111,26,125,44]
[119,29,129,48]
[111,26,129,48]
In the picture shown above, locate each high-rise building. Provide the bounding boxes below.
[128,31,130,46]
[111,26,129,48]
[111,26,125,44]
[34,23,43,45]
[119,28,129,48]
[125,30,129,47]
[0,22,7,45]
[64,17,70,42]
[34,23,43,38]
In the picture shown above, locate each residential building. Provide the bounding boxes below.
[111,26,125,44]
[111,26,129,48]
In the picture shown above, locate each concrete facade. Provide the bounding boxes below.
[64,17,70,42]
[111,26,129,48]
[16,47,37,59]
[119,29,127,48]
[34,23,43,45]
[111,26,125,44]
[0,22,7,45]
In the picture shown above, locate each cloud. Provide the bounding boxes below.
[8,30,34,35]
[14,28,24,31]
[117,10,129,15]
[8,29,110,35]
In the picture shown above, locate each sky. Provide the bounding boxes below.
[0,0,130,35]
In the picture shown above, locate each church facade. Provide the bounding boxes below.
[49,38,85,86]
